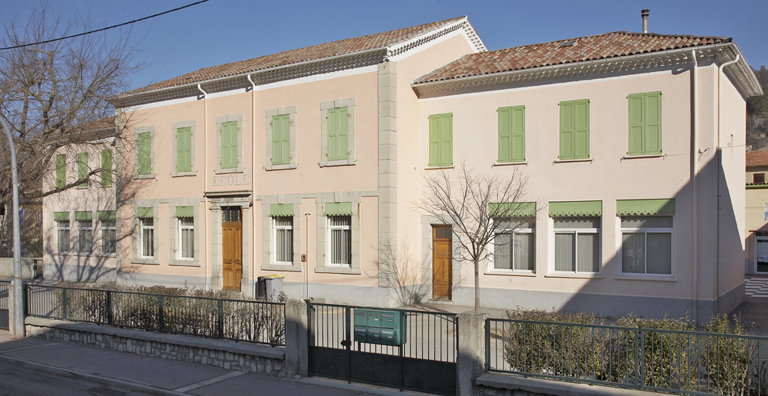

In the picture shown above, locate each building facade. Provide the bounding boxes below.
[42,17,762,321]
[746,150,768,275]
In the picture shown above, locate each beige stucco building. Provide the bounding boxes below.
[42,17,762,321]
[746,150,768,275]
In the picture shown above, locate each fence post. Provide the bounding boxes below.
[62,288,68,320]
[217,299,224,339]
[457,310,488,396]
[106,290,113,325]
[285,299,308,378]
[158,295,164,332]
[485,318,491,371]
[639,328,645,390]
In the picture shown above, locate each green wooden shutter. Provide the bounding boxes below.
[559,100,589,159]
[221,121,238,169]
[77,152,88,182]
[176,127,191,172]
[644,92,662,154]
[327,108,338,160]
[429,115,440,166]
[510,106,526,162]
[429,113,453,167]
[272,115,290,165]
[101,150,112,186]
[627,94,644,155]
[327,107,348,161]
[137,132,151,175]
[498,107,512,162]
[56,154,66,189]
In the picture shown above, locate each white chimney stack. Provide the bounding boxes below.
[642,9,650,33]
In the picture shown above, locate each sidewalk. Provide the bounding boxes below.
[0,330,421,396]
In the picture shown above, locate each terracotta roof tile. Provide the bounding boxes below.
[413,31,730,85]
[122,17,466,96]
[747,150,768,167]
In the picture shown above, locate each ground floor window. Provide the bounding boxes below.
[621,216,672,275]
[178,217,194,260]
[273,216,293,265]
[101,220,116,254]
[494,218,534,271]
[554,217,600,273]
[57,220,70,252]
[78,219,93,253]
[328,215,351,266]
[140,217,154,258]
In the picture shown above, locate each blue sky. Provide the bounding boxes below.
[2,0,767,91]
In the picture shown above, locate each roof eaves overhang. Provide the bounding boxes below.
[114,47,390,108]
[386,17,487,59]
[412,43,762,100]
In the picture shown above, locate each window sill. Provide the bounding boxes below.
[622,154,665,160]
[425,165,454,170]
[485,270,536,277]
[262,264,302,272]
[615,274,676,282]
[545,272,603,279]
[319,159,356,168]
[266,164,298,171]
[132,259,159,265]
[169,260,200,267]
[215,168,243,175]
[172,171,197,178]
[554,158,592,164]
[315,266,361,275]
[135,174,155,180]
[493,161,527,167]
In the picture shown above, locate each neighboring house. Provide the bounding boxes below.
[42,16,762,322]
[746,150,768,275]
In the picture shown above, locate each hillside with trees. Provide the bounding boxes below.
[747,66,768,150]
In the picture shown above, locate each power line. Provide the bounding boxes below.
[0,0,210,51]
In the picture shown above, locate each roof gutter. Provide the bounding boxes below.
[115,46,388,105]
[412,42,761,99]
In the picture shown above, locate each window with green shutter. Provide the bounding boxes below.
[220,121,238,169]
[137,131,152,175]
[627,91,662,156]
[56,154,66,189]
[428,113,453,167]
[176,127,192,172]
[498,106,525,163]
[559,99,590,160]
[271,114,291,165]
[77,152,88,183]
[327,107,349,161]
[101,150,112,186]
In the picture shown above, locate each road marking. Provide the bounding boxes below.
[0,342,59,354]
[173,371,246,392]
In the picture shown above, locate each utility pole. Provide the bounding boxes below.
[1,116,24,337]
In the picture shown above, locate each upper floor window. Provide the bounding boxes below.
[77,152,88,187]
[559,99,590,160]
[100,150,113,186]
[216,115,243,173]
[498,106,525,163]
[428,113,453,167]
[135,127,154,178]
[755,173,766,184]
[320,98,356,167]
[627,91,662,156]
[55,154,66,189]
[266,107,297,170]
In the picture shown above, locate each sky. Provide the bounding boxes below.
[1,0,767,92]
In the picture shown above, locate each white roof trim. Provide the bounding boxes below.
[386,17,486,60]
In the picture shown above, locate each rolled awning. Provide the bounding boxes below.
[616,199,675,216]
[325,202,352,216]
[549,201,602,217]
[270,204,293,217]
[488,202,536,217]
[137,207,153,219]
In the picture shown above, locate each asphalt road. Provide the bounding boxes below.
[0,358,154,396]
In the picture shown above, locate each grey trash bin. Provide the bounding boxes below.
[263,275,284,301]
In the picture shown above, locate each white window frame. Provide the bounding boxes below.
[101,220,116,255]
[272,216,293,265]
[177,217,194,260]
[57,220,70,253]
[78,219,93,254]
[327,215,351,267]
[619,217,673,276]
[492,219,535,272]
[553,218,600,274]
[140,217,154,258]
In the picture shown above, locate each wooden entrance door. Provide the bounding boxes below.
[432,225,452,300]
[222,207,242,291]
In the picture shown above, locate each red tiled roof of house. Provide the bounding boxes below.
[747,150,768,167]
[413,31,730,85]
[122,17,466,96]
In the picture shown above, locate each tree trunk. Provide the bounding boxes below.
[474,257,480,311]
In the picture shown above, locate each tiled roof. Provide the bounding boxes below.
[413,31,730,85]
[747,150,768,167]
[122,17,466,96]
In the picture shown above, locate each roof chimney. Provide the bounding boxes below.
[641,9,650,33]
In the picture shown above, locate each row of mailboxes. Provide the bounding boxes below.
[354,309,407,345]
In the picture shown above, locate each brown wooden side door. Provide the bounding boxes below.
[222,208,243,291]
[432,225,452,300]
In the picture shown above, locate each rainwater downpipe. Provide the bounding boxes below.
[247,74,257,291]
[715,54,740,311]
[691,50,698,324]
[198,83,210,290]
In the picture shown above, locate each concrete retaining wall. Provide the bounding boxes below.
[0,257,40,279]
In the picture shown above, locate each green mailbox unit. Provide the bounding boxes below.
[354,309,406,345]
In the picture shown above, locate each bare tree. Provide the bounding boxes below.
[376,240,431,306]
[419,163,532,311]
[0,3,140,206]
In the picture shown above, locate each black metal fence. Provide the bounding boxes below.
[26,285,285,346]
[0,281,8,330]
[487,318,768,395]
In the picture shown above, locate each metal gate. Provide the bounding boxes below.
[308,302,457,396]
[0,281,9,330]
